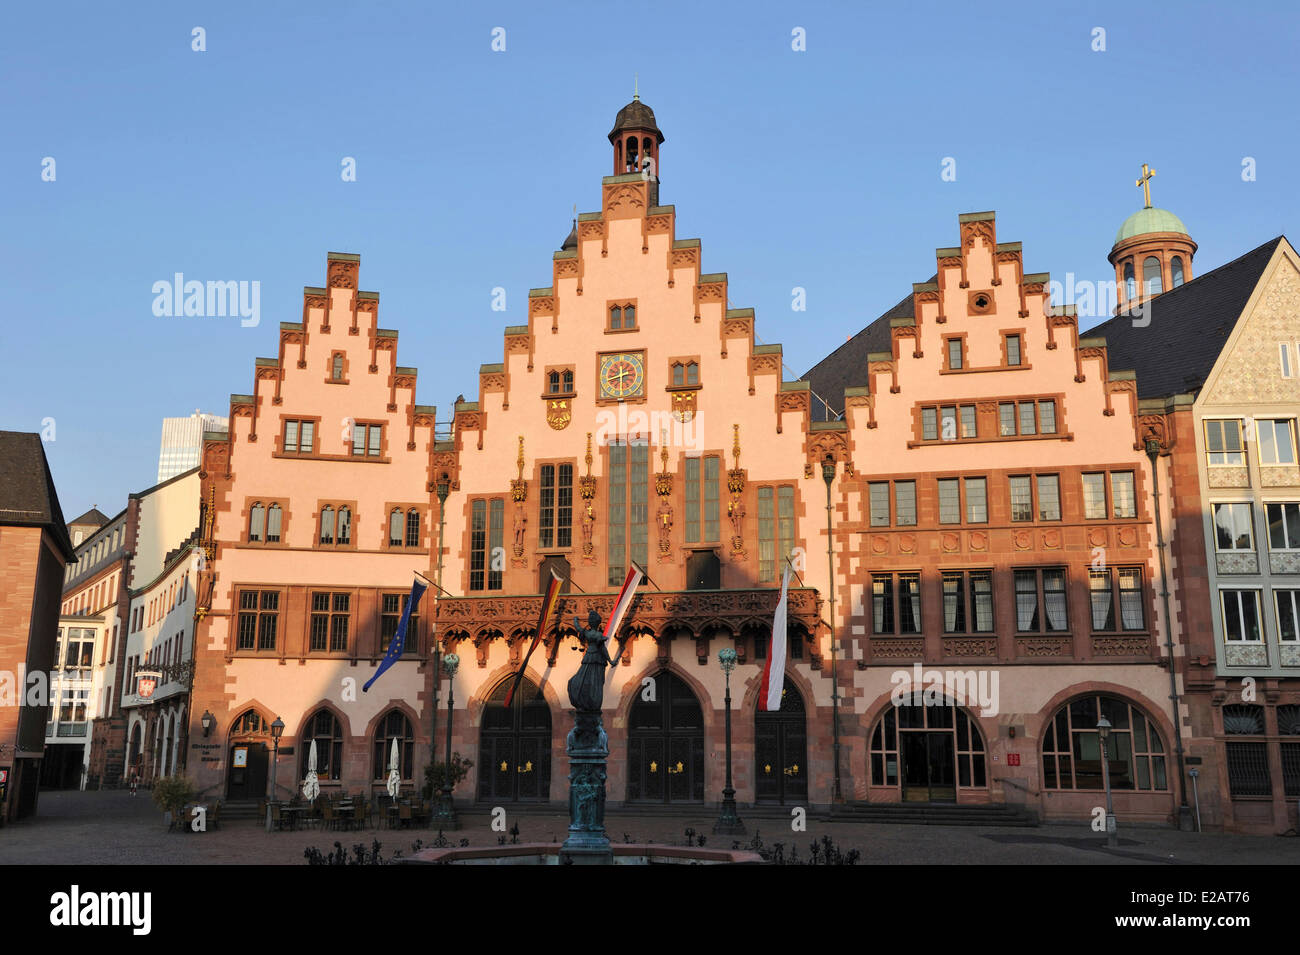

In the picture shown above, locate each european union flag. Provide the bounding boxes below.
[363,577,426,693]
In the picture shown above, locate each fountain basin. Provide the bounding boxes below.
[400,842,764,865]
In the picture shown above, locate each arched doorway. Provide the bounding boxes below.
[226,709,270,800]
[868,701,986,803]
[128,722,142,780]
[478,677,552,802]
[755,676,807,804]
[627,670,704,803]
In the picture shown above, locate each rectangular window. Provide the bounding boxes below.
[869,482,890,527]
[1010,476,1033,522]
[960,404,977,439]
[1118,568,1144,630]
[942,571,993,634]
[999,403,1016,437]
[1038,400,1057,434]
[947,338,963,370]
[236,590,279,651]
[871,574,894,635]
[1006,334,1022,366]
[1089,569,1114,631]
[1221,589,1262,642]
[756,486,795,584]
[283,419,315,454]
[469,499,505,592]
[538,464,574,550]
[381,593,421,655]
[895,481,917,526]
[1082,473,1106,520]
[608,440,649,587]
[964,477,987,523]
[62,629,95,669]
[1214,502,1255,551]
[1275,589,1300,642]
[1282,343,1295,379]
[351,422,382,457]
[1267,503,1300,550]
[1205,419,1245,466]
[309,593,349,652]
[940,405,957,441]
[1110,471,1136,519]
[1037,475,1061,521]
[922,407,938,441]
[684,456,720,543]
[1258,418,1298,465]
[1018,402,1037,436]
[1014,570,1040,632]
[898,573,921,633]
[1043,569,1068,631]
[938,478,961,524]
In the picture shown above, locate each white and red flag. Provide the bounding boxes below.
[758,566,792,711]
[604,563,644,664]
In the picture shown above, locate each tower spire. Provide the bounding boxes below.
[633,73,639,101]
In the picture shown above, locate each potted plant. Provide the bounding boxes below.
[151,774,196,831]
[422,752,473,800]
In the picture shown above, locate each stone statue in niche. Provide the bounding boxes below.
[513,507,527,557]
[581,501,596,555]
[656,498,673,554]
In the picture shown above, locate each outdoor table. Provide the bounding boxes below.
[280,806,305,831]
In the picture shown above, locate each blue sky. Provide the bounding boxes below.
[3,1,1297,519]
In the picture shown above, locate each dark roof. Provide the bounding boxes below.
[0,431,76,560]
[68,506,110,528]
[801,281,929,422]
[608,99,664,143]
[1090,237,1285,399]
[560,221,577,251]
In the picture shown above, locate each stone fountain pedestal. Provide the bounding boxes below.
[558,708,612,866]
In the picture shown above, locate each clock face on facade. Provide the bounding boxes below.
[598,352,646,400]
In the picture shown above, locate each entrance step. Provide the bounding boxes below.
[219,799,263,821]
[827,802,1039,827]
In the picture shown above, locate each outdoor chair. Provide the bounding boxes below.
[270,803,285,832]
[321,801,338,831]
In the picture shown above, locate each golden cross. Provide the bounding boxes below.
[1136,163,1156,208]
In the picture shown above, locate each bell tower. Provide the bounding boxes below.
[608,84,664,180]
[1107,163,1197,312]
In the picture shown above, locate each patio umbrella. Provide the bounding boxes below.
[386,738,400,798]
[302,739,320,802]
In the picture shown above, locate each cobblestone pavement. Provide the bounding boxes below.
[1,790,1297,865]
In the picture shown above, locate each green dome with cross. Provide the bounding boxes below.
[1114,207,1190,245]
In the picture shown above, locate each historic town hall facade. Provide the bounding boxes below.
[176,99,1298,833]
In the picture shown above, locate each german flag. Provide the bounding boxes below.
[504,567,563,707]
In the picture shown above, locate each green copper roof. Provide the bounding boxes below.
[1114,207,1189,245]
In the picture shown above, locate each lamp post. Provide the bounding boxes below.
[713,647,745,834]
[200,710,214,737]
[1145,437,1193,831]
[430,474,450,767]
[432,653,460,830]
[822,455,842,809]
[265,716,284,832]
[1096,715,1117,848]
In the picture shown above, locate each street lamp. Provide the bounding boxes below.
[1145,437,1194,831]
[1096,715,1117,848]
[713,647,745,835]
[822,454,842,809]
[266,716,285,832]
[432,652,460,831]
[201,710,214,737]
